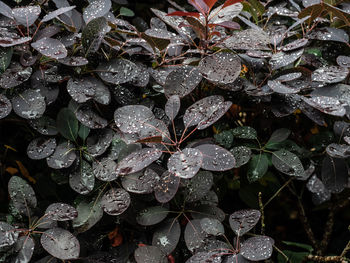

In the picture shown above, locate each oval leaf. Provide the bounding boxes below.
[196,144,235,171]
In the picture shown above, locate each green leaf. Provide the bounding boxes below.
[141,32,170,51]
[120,7,134,17]
[272,149,305,177]
[248,0,265,16]
[0,47,13,73]
[82,17,109,56]
[214,130,234,148]
[78,124,90,141]
[73,199,103,233]
[265,128,291,149]
[56,108,79,141]
[282,241,314,252]
[247,154,269,182]
[231,126,257,140]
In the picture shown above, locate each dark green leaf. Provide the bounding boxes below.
[232,126,257,139]
[78,124,90,141]
[265,128,291,149]
[247,154,268,182]
[120,7,134,17]
[0,47,12,73]
[57,108,79,141]
[282,241,314,252]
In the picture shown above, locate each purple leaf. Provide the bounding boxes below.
[168,148,203,179]
[196,144,235,171]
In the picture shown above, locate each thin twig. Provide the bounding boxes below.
[258,192,265,235]
[306,255,349,262]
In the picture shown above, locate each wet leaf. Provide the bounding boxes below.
[266,128,291,148]
[222,29,271,50]
[209,2,243,23]
[97,59,139,85]
[281,38,308,52]
[196,144,235,171]
[311,66,348,83]
[321,156,348,193]
[73,199,103,233]
[152,218,181,255]
[31,37,67,59]
[183,171,213,202]
[231,146,251,168]
[164,95,181,121]
[8,176,37,216]
[154,171,180,203]
[0,62,32,89]
[41,6,76,22]
[136,206,168,226]
[29,116,58,135]
[101,188,130,215]
[46,142,76,169]
[167,148,203,179]
[164,66,202,98]
[40,228,80,260]
[222,254,250,263]
[0,94,12,119]
[269,49,304,70]
[272,149,305,177]
[82,17,109,55]
[0,221,18,248]
[0,47,12,73]
[58,56,89,66]
[78,124,90,141]
[69,160,94,194]
[93,157,118,181]
[326,143,350,158]
[75,105,108,129]
[306,175,331,205]
[134,245,167,263]
[86,129,114,157]
[114,105,155,133]
[241,236,273,261]
[302,96,346,117]
[275,72,302,82]
[336,55,350,68]
[0,1,12,19]
[116,148,162,175]
[308,27,349,43]
[197,101,232,130]
[83,0,111,23]
[184,219,207,252]
[229,209,261,236]
[57,108,78,141]
[200,217,224,236]
[199,53,241,85]
[27,137,56,160]
[13,235,35,263]
[191,204,225,222]
[231,126,257,139]
[45,203,78,221]
[12,6,41,27]
[268,80,300,94]
[121,168,159,194]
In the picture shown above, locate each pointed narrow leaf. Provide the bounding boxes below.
[41,6,76,22]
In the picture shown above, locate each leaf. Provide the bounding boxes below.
[78,124,90,141]
[229,209,261,236]
[40,228,80,260]
[231,126,257,139]
[321,156,348,193]
[308,27,349,43]
[269,49,304,70]
[311,66,349,83]
[27,137,56,160]
[199,53,241,85]
[73,199,103,233]
[87,129,114,157]
[12,6,41,27]
[184,219,207,252]
[136,206,168,226]
[31,37,67,59]
[29,116,58,135]
[167,11,200,18]
[0,1,13,18]
[0,221,18,248]
[58,56,89,66]
[46,142,76,169]
[195,144,235,171]
[83,0,111,23]
[82,17,109,55]
[282,241,314,252]
[140,32,171,51]
[13,236,35,263]
[134,245,167,263]
[200,218,224,236]
[0,94,12,119]
[0,63,32,89]
[209,21,240,29]
[122,168,159,194]
[326,143,350,158]
[267,80,300,94]
[154,171,180,203]
[164,66,202,98]
[69,160,94,194]
[93,157,118,182]
[152,218,181,255]
[165,95,181,121]
[324,4,350,27]
[45,203,78,221]
[114,105,155,133]
[116,148,162,175]
[120,7,135,17]
[183,171,213,202]
[222,29,270,50]
[8,176,37,216]
[266,128,291,148]
[231,146,252,168]
[101,188,130,215]
[0,47,12,73]
[241,236,273,261]
[209,2,243,23]
[167,148,203,179]
[41,6,76,22]
[336,55,350,68]
[75,105,108,129]
[56,108,78,141]
[247,154,269,182]
[272,149,305,177]
[97,59,140,85]
[302,96,346,117]
[298,3,324,24]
